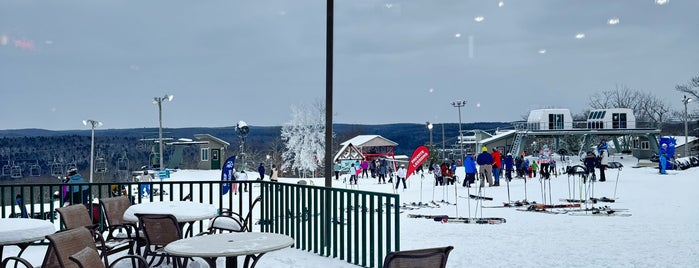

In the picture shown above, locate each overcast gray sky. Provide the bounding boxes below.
[1,0,697,131]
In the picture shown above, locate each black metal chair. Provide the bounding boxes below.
[383,246,454,268]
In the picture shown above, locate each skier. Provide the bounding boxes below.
[333,160,342,180]
[476,146,494,187]
[270,164,279,182]
[584,151,597,180]
[67,168,89,205]
[515,156,524,178]
[349,163,358,184]
[491,148,502,186]
[378,158,388,184]
[258,163,265,180]
[138,170,152,197]
[531,160,538,178]
[395,164,408,190]
[361,160,369,178]
[659,143,668,174]
[538,144,552,179]
[432,163,443,186]
[598,144,609,182]
[463,153,477,187]
[504,153,514,182]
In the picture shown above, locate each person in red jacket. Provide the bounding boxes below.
[491,148,502,186]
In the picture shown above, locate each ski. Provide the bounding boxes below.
[569,209,631,217]
[459,194,494,201]
[559,198,596,204]
[482,200,536,208]
[407,214,449,219]
[432,216,506,224]
[589,197,616,203]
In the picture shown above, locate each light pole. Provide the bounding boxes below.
[683,95,693,157]
[426,122,433,146]
[82,119,102,183]
[266,154,271,169]
[153,94,174,171]
[451,100,467,161]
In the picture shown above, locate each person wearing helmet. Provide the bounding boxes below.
[476,146,494,187]
[539,144,552,179]
[598,144,609,182]
[395,164,408,190]
[659,143,668,174]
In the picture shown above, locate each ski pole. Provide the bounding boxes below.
[466,177,471,218]
[613,167,621,199]
[548,178,552,205]
[454,176,459,217]
[506,175,511,204]
[524,176,528,201]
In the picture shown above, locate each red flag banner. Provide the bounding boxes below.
[406,146,430,180]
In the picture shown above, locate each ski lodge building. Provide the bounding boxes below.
[467,108,661,160]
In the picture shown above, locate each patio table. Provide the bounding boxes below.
[164,232,294,268]
[123,201,218,237]
[0,218,56,262]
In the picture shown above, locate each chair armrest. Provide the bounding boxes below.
[1,256,34,268]
[108,254,149,268]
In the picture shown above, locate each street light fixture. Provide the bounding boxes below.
[82,119,102,183]
[153,94,174,171]
[683,95,693,157]
[426,122,433,146]
[451,100,467,161]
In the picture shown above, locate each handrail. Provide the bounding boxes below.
[1,180,400,268]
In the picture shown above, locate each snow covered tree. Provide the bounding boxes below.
[280,101,327,177]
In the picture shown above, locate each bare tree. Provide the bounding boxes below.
[588,85,671,126]
[675,75,699,100]
[676,74,699,118]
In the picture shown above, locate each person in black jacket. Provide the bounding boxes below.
[583,151,597,181]
[258,163,265,180]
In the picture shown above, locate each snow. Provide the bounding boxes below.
[4,154,699,267]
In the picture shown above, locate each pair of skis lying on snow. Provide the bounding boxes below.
[407,213,506,224]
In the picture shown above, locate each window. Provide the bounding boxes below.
[612,113,627,129]
[548,114,564,130]
[201,148,210,161]
[212,149,219,161]
[641,141,649,150]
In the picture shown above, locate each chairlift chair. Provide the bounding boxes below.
[95,157,107,173]
[10,162,22,179]
[51,162,65,177]
[1,162,10,177]
[29,160,41,177]
[117,154,129,172]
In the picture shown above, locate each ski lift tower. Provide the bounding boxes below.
[236,121,250,172]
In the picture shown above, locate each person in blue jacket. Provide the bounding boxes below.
[258,163,265,180]
[67,168,90,205]
[659,143,668,174]
[463,153,477,187]
[476,146,494,187]
[503,153,514,182]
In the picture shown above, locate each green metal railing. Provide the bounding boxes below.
[1,180,400,268]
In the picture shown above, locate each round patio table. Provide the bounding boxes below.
[123,201,218,237]
[0,218,56,262]
[164,232,294,268]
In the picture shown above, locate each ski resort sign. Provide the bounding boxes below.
[406,145,429,180]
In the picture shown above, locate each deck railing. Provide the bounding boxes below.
[1,180,400,268]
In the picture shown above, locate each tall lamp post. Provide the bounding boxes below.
[451,100,467,161]
[154,94,174,171]
[426,122,433,146]
[683,95,693,157]
[82,119,102,183]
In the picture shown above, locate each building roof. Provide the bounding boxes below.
[333,143,366,161]
[194,134,230,146]
[480,130,517,144]
[340,135,398,147]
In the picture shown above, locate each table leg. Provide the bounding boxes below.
[225,256,237,268]
[243,253,265,268]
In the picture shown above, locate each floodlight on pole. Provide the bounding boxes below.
[683,95,693,157]
[426,121,433,146]
[82,119,102,183]
[451,100,467,161]
[153,94,174,171]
